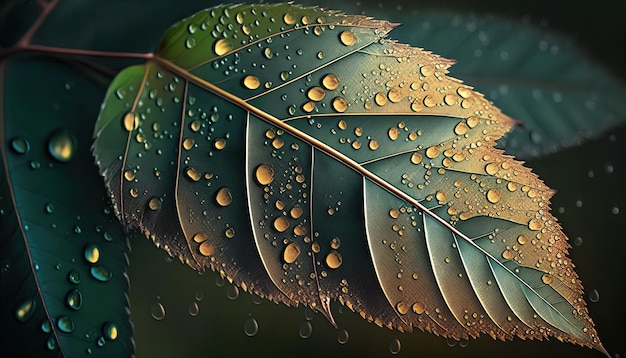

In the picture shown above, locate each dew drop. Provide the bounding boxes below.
[290,206,303,219]
[374,92,387,106]
[528,218,543,231]
[425,146,439,159]
[389,338,401,355]
[255,164,275,185]
[339,30,357,46]
[213,138,227,150]
[68,270,81,284]
[41,319,51,333]
[454,122,469,136]
[47,130,77,162]
[46,336,56,350]
[273,216,290,232]
[388,127,400,140]
[321,74,339,91]
[57,316,74,333]
[541,274,553,285]
[337,329,349,344]
[283,12,296,25]
[325,251,342,269]
[185,167,201,182]
[589,289,600,303]
[102,322,118,341]
[151,301,166,320]
[517,235,528,245]
[182,137,195,150]
[388,89,402,103]
[486,189,501,204]
[283,242,301,264]
[10,137,30,154]
[396,301,409,315]
[307,86,325,101]
[84,244,100,264]
[90,265,112,282]
[242,75,260,90]
[299,321,313,338]
[122,112,139,132]
[410,152,423,165]
[15,298,36,322]
[66,289,83,310]
[368,139,379,150]
[332,97,348,113]
[227,285,239,300]
[189,302,200,316]
[214,38,232,56]
[185,37,196,49]
[244,317,259,336]
[215,187,233,207]
[148,197,162,211]
[199,242,214,256]
[412,302,425,314]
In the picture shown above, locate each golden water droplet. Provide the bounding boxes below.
[124,170,135,181]
[213,138,226,150]
[302,101,316,113]
[290,206,303,219]
[425,146,439,159]
[332,97,348,113]
[459,212,471,220]
[454,122,469,135]
[507,182,518,192]
[265,129,276,139]
[275,200,285,210]
[485,163,499,175]
[388,127,400,140]
[190,120,201,132]
[242,75,260,90]
[225,228,235,239]
[502,249,513,260]
[411,100,424,112]
[486,189,501,203]
[283,242,301,263]
[199,242,214,256]
[436,191,447,202]
[129,188,139,198]
[182,138,195,150]
[374,92,387,106]
[457,87,472,98]
[412,303,425,314]
[423,95,437,108]
[528,218,543,231]
[325,251,342,269]
[517,235,528,245]
[339,30,357,46]
[420,65,434,77]
[321,74,339,90]
[311,242,320,253]
[293,224,306,236]
[274,216,290,232]
[368,139,379,150]
[389,208,400,219]
[396,302,409,315]
[255,164,274,185]
[351,140,361,150]
[330,237,341,249]
[307,86,325,101]
[123,112,139,132]
[388,89,403,103]
[283,12,296,24]
[185,167,201,182]
[337,119,347,130]
[467,116,479,128]
[193,232,208,243]
[269,138,283,149]
[235,12,244,24]
[215,187,233,207]
[444,94,458,106]
[541,274,553,285]
[410,152,423,165]
[214,38,232,56]
[148,197,162,211]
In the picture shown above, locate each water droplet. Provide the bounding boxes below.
[199,242,214,256]
[46,336,56,350]
[103,322,118,340]
[225,227,235,239]
[299,321,313,338]
[528,218,543,231]
[242,75,260,90]
[57,316,74,333]
[66,289,83,310]
[331,97,348,113]
[339,30,357,46]
[325,251,342,269]
[412,302,425,314]
[151,301,166,320]
[46,129,77,161]
[541,274,553,285]
[213,138,227,150]
[182,137,195,150]
[573,236,583,246]
[84,244,100,264]
[68,270,81,284]
[90,266,112,282]
[214,38,232,56]
[396,301,409,315]
[189,302,200,316]
[425,146,439,159]
[283,242,301,264]
[44,202,54,214]
[501,249,513,260]
[307,86,325,101]
[321,74,339,91]
[420,65,434,77]
[589,289,600,303]
[255,164,275,185]
[185,37,196,49]
[195,289,204,301]
[15,298,36,322]
[41,319,51,333]
[123,112,139,132]
[148,197,162,211]
[389,338,401,354]
[273,216,290,232]
[11,137,30,154]
[517,235,528,245]
[283,12,296,25]
[410,152,423,165]
[244,317,258,336]
[227,285,239,300]
[185,167,201,182]
[388,89,402,103]
[337,329,349,344]
[486,189,501,203]
[290,206,303,219]
[423,95,437,107]
[215,187,233,207]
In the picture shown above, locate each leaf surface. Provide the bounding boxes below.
[92,3,605,354]
[0,57,133,357]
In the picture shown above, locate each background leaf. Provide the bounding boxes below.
[2,0,624,357]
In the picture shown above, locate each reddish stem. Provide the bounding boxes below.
[18,0,59,46]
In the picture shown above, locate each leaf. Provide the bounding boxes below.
[0,57,133,356]
[92,3,607,355]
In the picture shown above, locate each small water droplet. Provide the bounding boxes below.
[84,244,100,264]
[66,289,83,310]
[227,285,240,300]
[41,319,52,333]
[46,336,56,350]
[90,266,112,282]
[57,316,74,333]
[10,137,30,154]
[15,298,36,322]
[122,112,139,132]
[299,321,313,338]
[148,197,162,211]
[389,338,401,354]
[242,75,260,90]
[102,322,119,341]
[189,302,200,316]
[589,289,600,302]
[151,301,166,320]
[244,317,258,336]
[337,329,349,344]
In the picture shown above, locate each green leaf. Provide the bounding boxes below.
[93,3,607,355]
[0,57,133,356]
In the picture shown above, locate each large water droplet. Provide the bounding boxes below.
[283,242,301,264]
[47,130,77,162]
[215,187,233,207]
[123,112,139,132]
[244,317,258,336]
[15,298,36,322]
[325,251,342,269]
[214,38,233,56]
[337,329,349,344]
[189,302,200,316]
[339,30,357,46]
[90,265,112,282]
[299,321,313,338]
[151,301,166,320]
[255,164,275,185]
[66,289,83,310]
[242,75,260,90]
[103,322,119,341]
[148,197,162,211]
[57,316,75,333]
